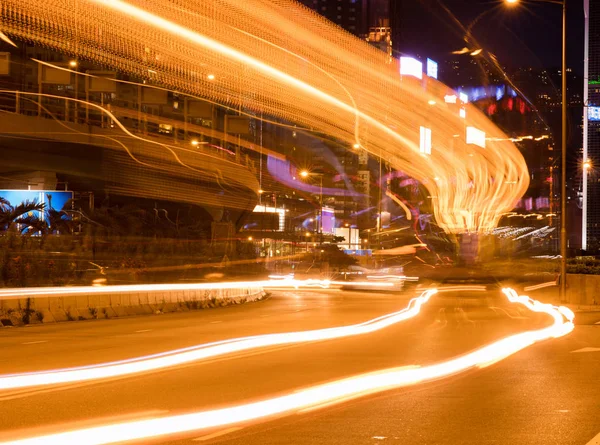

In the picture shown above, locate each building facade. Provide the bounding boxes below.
[297,0,368,36]
[583,0,600,251]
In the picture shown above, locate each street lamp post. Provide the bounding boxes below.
[505,0,567,302]
[299,170,324,246]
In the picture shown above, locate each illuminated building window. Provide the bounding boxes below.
[420,126,432,155]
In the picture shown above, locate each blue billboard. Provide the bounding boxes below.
[0,190,73,219]
[589,106,600,121]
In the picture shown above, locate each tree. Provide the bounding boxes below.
[0,197,46,234]
[316,244,357,271]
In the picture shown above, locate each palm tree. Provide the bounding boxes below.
[44,198,76,235]
[0,198,46,234]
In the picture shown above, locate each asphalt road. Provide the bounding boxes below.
[1,288,599,445]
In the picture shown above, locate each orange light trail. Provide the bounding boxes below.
[0,278,393,300]
[0,0,529,233]
[0,286,434,390]
[0,288,573,445]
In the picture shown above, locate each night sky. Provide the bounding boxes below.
[399,0,584,73]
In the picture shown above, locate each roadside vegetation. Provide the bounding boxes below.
[0,198,261,287]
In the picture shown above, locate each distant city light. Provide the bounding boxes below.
[589,106,600,121]
[400,56,423,79]
[419,126,432,155]
[207,74,215,80]
[444,95,458,104]
[426,58,438,79]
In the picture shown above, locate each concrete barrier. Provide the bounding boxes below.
[509,274,599,309]
[566,274,599,306]
[0,284,266,326]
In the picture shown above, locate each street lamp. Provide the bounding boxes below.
[299,170,324,245]
[70,60,79,122]
[583,159,592,171]
[505,0,567,302]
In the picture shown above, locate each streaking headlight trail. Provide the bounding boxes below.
[0,288,573,445]
[0,278,393,300]
[0,288,435,390]
[0,0,529,233]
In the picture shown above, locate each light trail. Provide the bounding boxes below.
[0,288,573,445]
[523,281,558,292]
[0,278,394,300]
[0,0,529,233]
[0,287,434,390]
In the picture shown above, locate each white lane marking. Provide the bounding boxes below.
[192,427,242,441]
[585,431,600,445]
[21,341,47,345]
[209,321,222,324]
[372,437,387,440]
[134,329,152,333]
[556,409,569,413]
[570,347,600,353]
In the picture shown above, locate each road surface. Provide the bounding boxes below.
[0,288,598,444]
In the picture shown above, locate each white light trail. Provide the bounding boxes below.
[0,0,530,233]
[0,288,573,445]
[0,278,392,301]
[0,288,436,390]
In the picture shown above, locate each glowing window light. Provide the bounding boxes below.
[400,57,423,79]
[426,58,438,79]
[466,127,486,148]
[444,94,457,104]
[459,92,469,103]
[459,108,466,118]
[419,126,432,155]
[589,106,600,121]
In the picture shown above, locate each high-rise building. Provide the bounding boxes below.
[583,0,600,250]
[297,0,369,36]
